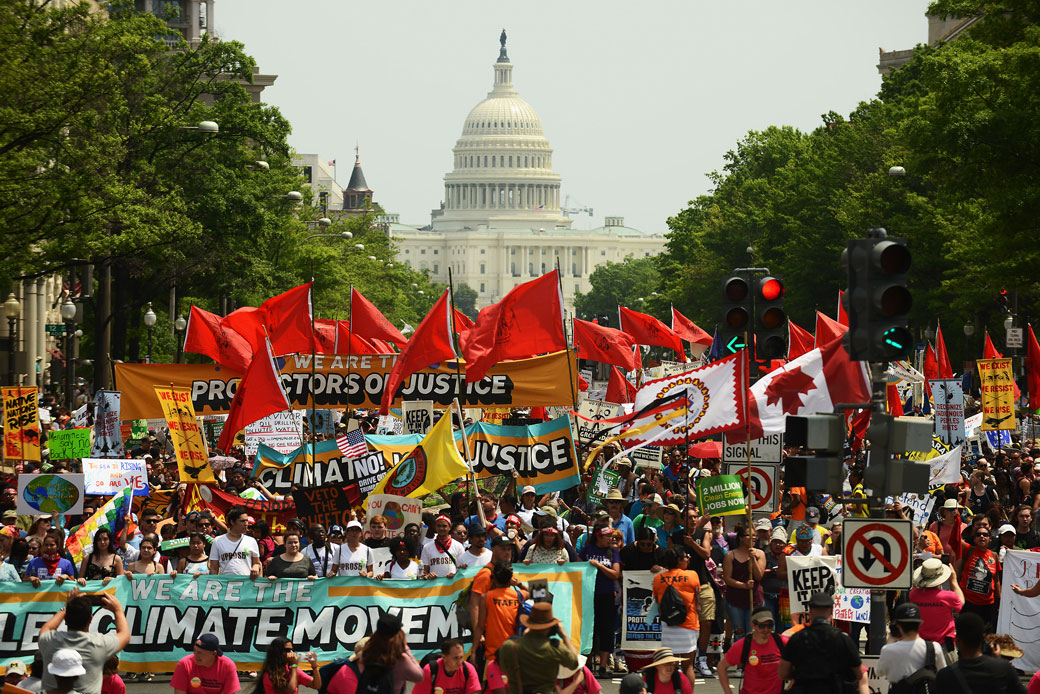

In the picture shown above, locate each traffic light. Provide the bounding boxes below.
[842,230,913,362]
[784,413,845,493]
[719,272,751,356]
[862,413,933,497]
[754,276,787,361]
[999,287,1009,309]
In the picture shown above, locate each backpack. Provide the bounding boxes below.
[889,641,940,694]
[645,670,681,693]
[317,658,351,694]
[350,660,394,694]
[418,655,473,692]
[740,632,785,668]
[659,584,688,627]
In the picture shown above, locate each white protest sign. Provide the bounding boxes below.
[859,656,889,694]
[998,549,1040,674]
[930,379,965,447]
[402,400,434,435]
[833,556,870,624]
[364,494,422,540]
[723,433,783,463]
[371,547,393,578]
[928,445,962,486]
[82,458,149,497]
[894,493,935,529]
[628,445,663,469]
[786,554,839,616]
[621,570,661,650]
[244,410,304,457]
[576,399,624,444]
[964,412,983,438]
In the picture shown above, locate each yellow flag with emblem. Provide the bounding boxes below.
[369,403,468,498]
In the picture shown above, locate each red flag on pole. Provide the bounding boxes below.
[671,307,713,347]
[573,318,640,371]
[619,306,685,361]
[887,383,904,415]
[351,288,407,347]
[814,311,847,347]
[788,320,815,360]
[334,321,379,355]
[923,343,938,383]
[459,271,567,383]
[380,290,457,414]
[314,319,338,355]
[261,283,314,356]
[935,323,953,379]
[222,307,265,354]
[1026,324,1040,409]
[605,366,636,404]
[217,338,291,451]
[837,290,849,327]
[183,305,254,373]
[453,309,475,333]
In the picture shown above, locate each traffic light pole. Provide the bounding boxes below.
[866,360,890,656]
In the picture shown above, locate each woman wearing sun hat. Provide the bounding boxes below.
[908,557,965,654]
[640,649,692,694]
[554,654,601,694]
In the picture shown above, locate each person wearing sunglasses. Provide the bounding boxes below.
[717,606,786,694]
[956,527,1000,633]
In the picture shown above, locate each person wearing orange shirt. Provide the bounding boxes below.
[482,562,528,663]
[468,536,519,670]
[652,547,700,687]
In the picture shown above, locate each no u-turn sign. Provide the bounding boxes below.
[841,518,913,590]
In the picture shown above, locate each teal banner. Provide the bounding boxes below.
[0,563,596,672]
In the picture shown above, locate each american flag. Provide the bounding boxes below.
[336,428,368,459]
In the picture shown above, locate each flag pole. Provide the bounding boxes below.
[347,285,355,422]
[446,268,479,518]
[308,282,317,471]
[741,342,755,612]
[554,259,578,411]
[261,327,305,451]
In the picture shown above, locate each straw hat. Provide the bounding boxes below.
[605,489,625,501]
[558,654,588,679]
[641,648,685,670]
[913,557,952,588]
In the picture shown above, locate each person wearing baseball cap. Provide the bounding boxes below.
[517,485,540,527]
[777,592,866,693]
[331,520,374,577]
[718,606,786,694]
[787,508,829,548]
[875,602,947,686]
[789,524,821,558]
[171,633,240,694]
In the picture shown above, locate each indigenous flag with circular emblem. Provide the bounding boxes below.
[368,403,469,499]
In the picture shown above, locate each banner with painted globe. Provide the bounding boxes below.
[16,473,84,515]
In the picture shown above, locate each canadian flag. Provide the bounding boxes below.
[732,337,870,441]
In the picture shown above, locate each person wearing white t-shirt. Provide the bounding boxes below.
[516,485,540,527]
[456,525,492,569]
[208,508,261,577]
[301,524,337,577]
[420,514,464,578]
[332,521,374,577]
[875,602,946,685]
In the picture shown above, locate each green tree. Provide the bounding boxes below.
[453,283,479,320]
[574,256,662,325]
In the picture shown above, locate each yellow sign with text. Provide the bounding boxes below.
[153,386,215,483]
[3,387,41,462]
[977,358,1016,431]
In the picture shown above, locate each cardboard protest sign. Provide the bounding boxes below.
[16,473,83,515]
[365,494,422,540]
[588,469,620,508]
[402,400,434,435]
[47,429,91,460]
[154,386,214,484]
[832,556,870,624]
[292,484,363,530]
[252,439,389,496]
[82,458,149,497]
[786,554,839,616]
[621,570,661,650]
[696,474,746,517]
[574,400,624,444]
[3,387,41,461]
[91,390,124,458]
[115,350,578,419]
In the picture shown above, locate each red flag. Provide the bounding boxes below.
[671,308,713,347]
[814,311,847,347]
[380,290,457,414]
[923,343,938,383]
[217,339,291,451]
[453,309,475,333]
[222,307,265,354]
[1026,324,1040,408]
[368,338,396,354]
[334,321,379,355]
[619,306,685,361]
[935,323,953,379]
[351,288,407,347]
[262,283,314,356]
[183,305,254,373]
[459,271,567,383]
[573,318,640,371]
[788,320,814,361]
[314,319,338,355]
[848,408,871,451]
[887,383,904,415]
[578,372,589,391]
[984,331,1022,398]
[605,366,636,404]
[837,290,849,327]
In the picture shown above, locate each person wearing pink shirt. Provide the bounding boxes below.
[908,558,964,654]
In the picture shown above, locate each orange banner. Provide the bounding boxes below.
[3,387,41,462]
[115,351,578,420]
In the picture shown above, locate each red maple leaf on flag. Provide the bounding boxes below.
[764,366,817,414]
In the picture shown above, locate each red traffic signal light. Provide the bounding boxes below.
[758,277,784,301]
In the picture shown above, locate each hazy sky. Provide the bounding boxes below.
[217,1,933,235]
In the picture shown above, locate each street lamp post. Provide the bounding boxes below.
[963,320,975,393]
[174,314,187,363]
[60,298,77,409]
[4,293,21,386]
[143,302,156,364]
